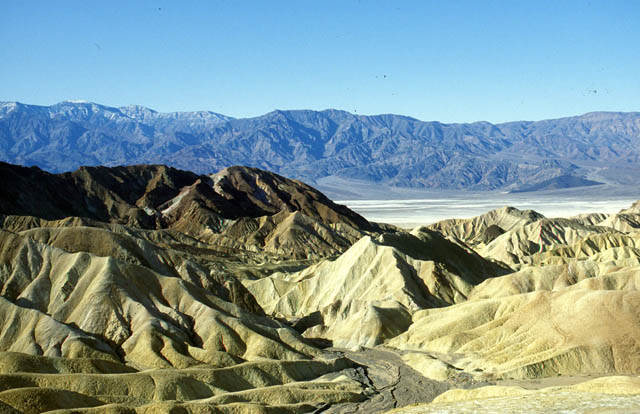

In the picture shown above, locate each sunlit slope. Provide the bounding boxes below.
[0,355,362,413]
[386,376,640,414]
[427,206,544,247]
[391,286,640,378]
[0,228,368,412]
[429,205,640,266]
[389,202,640,382]
[0,162,380,413]
[0,229,326,368]
[246,229,509,348]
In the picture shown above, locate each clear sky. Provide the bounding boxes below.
[2,1,639,123]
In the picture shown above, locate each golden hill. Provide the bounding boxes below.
[245,229,509,348]
[2,161,640,412]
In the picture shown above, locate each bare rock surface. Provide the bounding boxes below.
[245,230,508,348]
[0,163,385,413]
[0,162,640,412]
[319,348,451,414]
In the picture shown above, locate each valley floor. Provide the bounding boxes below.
[333,185,640,227]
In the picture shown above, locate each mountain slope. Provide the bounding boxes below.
[4,159,640,412]
[245,229,510,348]
[3,101,640,190]
[390,287,640,379]
[0,162,375,259]
[0,162,381,413]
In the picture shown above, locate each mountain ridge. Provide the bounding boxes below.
[2,101,640,190]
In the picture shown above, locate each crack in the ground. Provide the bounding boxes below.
[357,365,375,390]
[312,403,331,413]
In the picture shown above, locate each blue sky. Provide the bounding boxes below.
[1,1,639,123]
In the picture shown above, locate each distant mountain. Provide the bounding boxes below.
[509,174,602,193]
[2,101,639,190]
[0,101,232,173]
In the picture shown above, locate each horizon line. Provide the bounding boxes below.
[2,99,639,125]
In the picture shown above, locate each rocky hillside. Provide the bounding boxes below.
[0,162,375,259]
[0,162,388,413]
[2,161,640,413]
[246,230,509,349]
[3,101,640,190]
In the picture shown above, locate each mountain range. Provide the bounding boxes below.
[2,101,640,191]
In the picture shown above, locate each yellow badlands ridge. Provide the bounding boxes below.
[2,163,640,412]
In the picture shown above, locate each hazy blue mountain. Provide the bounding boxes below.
[0,101,233,173]
[1,101,639,190]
